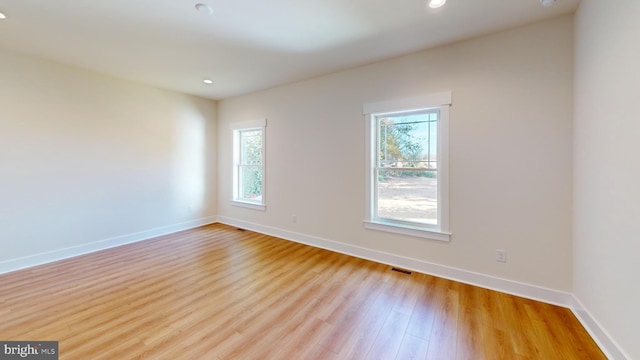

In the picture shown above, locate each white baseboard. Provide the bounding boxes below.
[570,296,629,360]
[217,216,572,306]
[0,216,218,275]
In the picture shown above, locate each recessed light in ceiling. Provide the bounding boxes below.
[195,3,213,15]
[0,12,6,19]
[540,0,557,6]
[428,0,447,9]
[203,79,214,85]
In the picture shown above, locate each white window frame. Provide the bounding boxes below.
[231,119,266,211]
[363,92,451,242]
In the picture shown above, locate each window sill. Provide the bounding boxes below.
[232,200,266,211]
[364,220,451,242]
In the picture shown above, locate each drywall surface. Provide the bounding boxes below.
[0,49,218,264]
[218,16,574,291]
[574,1,640,358]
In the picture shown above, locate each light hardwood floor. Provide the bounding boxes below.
[0,223,605,359]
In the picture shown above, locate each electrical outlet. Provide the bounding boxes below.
[292,215,297,224]
[496,249,507,263]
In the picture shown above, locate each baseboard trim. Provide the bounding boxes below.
[0,216,218,275]
[569,296,629,360]
[217,216,572,307]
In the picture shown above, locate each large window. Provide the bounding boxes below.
[232,119,266,210]
[364,93,451,241]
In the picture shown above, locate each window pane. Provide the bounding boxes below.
[377,169,437,225]
[240,130,262,165]
[239,165,262,202]
[378,112,438,170]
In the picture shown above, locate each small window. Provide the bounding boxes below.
[363,93,451,241]
[232,119,266,210]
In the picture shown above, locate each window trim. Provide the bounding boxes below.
[363,92,451,242]
[231,119,266,211]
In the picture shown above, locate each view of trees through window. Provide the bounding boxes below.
[376,110,438,225]
[239,129,263,202]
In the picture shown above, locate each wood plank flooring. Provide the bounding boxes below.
[0,223,605,359]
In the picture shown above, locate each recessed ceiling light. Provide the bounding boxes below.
[0,12,6,20]
[428,0,446,9]
[203,79,214,85]
[540,0,557,7]
[195,3,213,15]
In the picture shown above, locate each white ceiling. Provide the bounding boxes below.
[0,0,579,100]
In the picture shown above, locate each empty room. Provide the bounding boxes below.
[0,0,638,359]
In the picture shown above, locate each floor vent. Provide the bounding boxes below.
[236,228,246,231]
[391,267,412,275]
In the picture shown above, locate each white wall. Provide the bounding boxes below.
[0,49,218,268]
[218,16,574,291]
[574,1,640,359]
